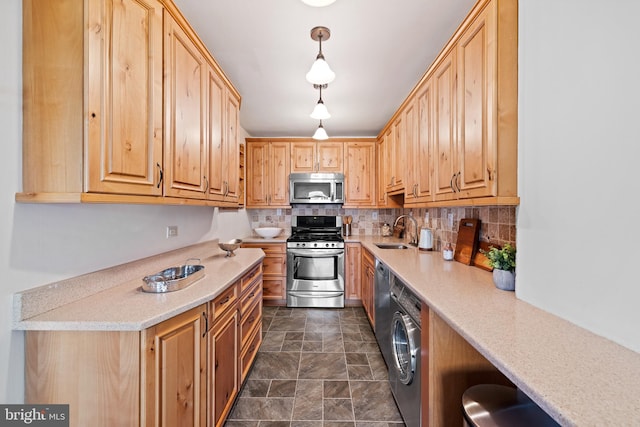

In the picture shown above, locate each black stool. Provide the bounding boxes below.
[462,384,560,427]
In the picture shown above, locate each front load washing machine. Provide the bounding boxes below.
[388,274,421,427]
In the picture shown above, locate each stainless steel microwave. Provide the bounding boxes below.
[289,172,344,204]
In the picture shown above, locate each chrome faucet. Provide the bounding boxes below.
[393,213,419,246]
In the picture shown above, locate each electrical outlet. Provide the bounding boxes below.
[166,226,178,238]
[372,211,378,220]
[447,213,454,228]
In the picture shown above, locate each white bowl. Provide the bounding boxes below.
[254,227,283,239]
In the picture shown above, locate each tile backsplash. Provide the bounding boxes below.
[248,205,516,250]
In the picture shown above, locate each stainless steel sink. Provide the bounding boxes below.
[374,243,410,250]
[141,262,205,293]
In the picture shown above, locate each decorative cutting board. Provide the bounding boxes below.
[454,218,480,265]
[472,241,495,271]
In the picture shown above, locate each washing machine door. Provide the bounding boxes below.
[391,311,419,385]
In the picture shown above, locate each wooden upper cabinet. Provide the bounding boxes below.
[164,12,208,199]
[406,79,434,205]
[376,0,517,208]
[456,1,498,199]
[433,47,458,202]
[21,0,164,197]
[19,0,242,207]
[291,141,343,173]
[207,66,240,204]
[344,141,376,207]
[245,140,290,208]
[87,0,164,196]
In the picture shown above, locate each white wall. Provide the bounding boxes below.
[0,1,251,403]
[517,0,640,352]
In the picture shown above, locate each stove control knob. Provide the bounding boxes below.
[301,243,306,247]
[313,243,318,247]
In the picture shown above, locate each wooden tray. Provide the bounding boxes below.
[454,218,480,265]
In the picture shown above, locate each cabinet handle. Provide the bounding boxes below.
[224,181,228,196]
[219,295,231,306]
[156,163,163,189]
[248,315,256,324]
[202,311,208,338]
[454,171,461,193]
[203,176,209,193]
[248,291,255,298]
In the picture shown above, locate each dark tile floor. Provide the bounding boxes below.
[225,306,405,427]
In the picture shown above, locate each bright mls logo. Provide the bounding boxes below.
[0,405,68,426]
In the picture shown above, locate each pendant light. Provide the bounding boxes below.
[312,120,329,140]
[306,26,335,85]
[310,84,330,120]
[301,0,337,7]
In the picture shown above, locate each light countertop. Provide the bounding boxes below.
[13,241,264,331]
[357,236,640,426]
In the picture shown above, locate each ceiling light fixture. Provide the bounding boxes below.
[310,84,331,120]
[300,0,337,7]
[312,120,329,140]
[306,26,335,85]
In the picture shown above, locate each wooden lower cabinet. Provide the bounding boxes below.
[242,243,287,305]
[210,301,239,427]
[345,242,362,303]
[24,265,263,427]
[143,305,208,427]
[361,248,375,326]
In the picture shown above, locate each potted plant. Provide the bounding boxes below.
[481,243,516,291]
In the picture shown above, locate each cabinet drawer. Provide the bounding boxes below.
[240,264,262,295]
[241,278,262,315]
[263,254,286,276]
[263,278,286,300]
[240,324,262,382]
[240,299,262,348]
[242,243,285,254]
[213,282,238,320]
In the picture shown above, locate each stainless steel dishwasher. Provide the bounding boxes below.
[374,259,392,367]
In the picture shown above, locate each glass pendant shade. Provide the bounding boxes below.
[306,56,335,85]
[310,100,330,120]
[301,0,337,6]
[312,122,329,140]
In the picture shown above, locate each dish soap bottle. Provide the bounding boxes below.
[443,242,454,261]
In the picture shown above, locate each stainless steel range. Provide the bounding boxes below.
[286,215,345,308]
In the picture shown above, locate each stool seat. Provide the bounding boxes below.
[462,384,559,427]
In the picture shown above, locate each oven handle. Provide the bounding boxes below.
[287,248,344,256]
[288,291,344,299]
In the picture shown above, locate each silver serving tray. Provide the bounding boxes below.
[141,264,205,293]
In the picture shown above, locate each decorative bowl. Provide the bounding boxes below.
[219,238,243,257]
[254,227,283,239]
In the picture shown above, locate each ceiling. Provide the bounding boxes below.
[173,0,477,138]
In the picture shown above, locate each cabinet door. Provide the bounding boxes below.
[290,141,316,172]
[433,48,458,201]
[246,141,269,206]
[457,2,497,198]
[210,306,239,427]
[207,66,226,200]
[406,80,434,204]
[317,142,344,172]
[345,243,362,300]
[376,137,387,206]
[269,142,291,206]
[361,249,375,326]
[344,142,376,207]
[164,13,208,199]
[404,100,418,202]
[224,92,240,201]
[86,0,163,195]
[143,305,207,427]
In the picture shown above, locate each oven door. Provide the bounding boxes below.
[286,248,344,293]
